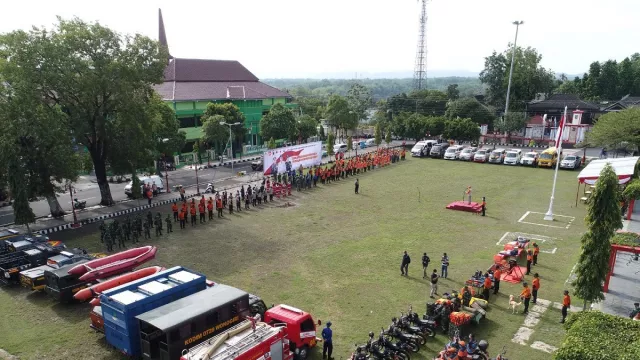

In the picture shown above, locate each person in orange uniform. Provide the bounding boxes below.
[532,273,540,304]
[492,267,502,295]
[532,242,540,265]
[482,273,492,301]
[198,202,205,224]
[526,249,533,275]
[171,202,179,222]
[216,197,224,218]
[178,209,186,229]
[520,282,532,314]
[199,195,206,208]
[189,204,197,226]
[561,290,571,323]
[207,198,214,220]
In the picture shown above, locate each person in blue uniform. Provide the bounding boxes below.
[322,321,333,360]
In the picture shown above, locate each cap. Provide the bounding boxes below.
[326,321,332,327]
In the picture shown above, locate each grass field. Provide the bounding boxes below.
[0,157,589,360]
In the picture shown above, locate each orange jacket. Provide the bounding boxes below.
[534,247,540,255]
[178,211,185,220]
[190,206,196,216]
[171,204,178,212]
[216,199,223,209]
[520,286,531,299]
[527,254,533,262]
[532,278,540,290]
[483,277,492,290]
[198,204,205,214]
[563,295,571,307]
[493,269,502,280]
[207,202,213,211]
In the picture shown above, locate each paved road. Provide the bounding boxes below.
[0,143,405,226]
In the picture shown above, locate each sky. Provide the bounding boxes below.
[1,0,638,79]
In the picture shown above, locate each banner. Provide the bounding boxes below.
[263,142,323,176]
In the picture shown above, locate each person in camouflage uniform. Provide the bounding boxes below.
[165,214,173,233]
[143,220,151,239]
[104,227,114,252]
[146,211,153,229]
[131,225,139,243]
[135,215,143,235]
[123,216,132,242]
[154,213,163,237]
[99,221,106,243]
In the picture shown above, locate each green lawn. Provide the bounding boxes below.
[0,157,588,360]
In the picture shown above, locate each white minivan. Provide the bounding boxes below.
[365,139,376,147]
[125,175,164,197]
[411,140,436,157]
[443,145,464,160]
[333,143,348,154]
[503,149,522,165]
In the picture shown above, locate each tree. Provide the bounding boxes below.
[296,97,325,120]
[346,83,372,124]
[201,103,247,155]
[385,129,392,145]
[131,175,142,199]
[347,136,353,153]
[0,18,170,206]
[267,137,277,149]
[8,159,35,233]
[387,90,448,117]
[572,163,622,309]
[202,115,228,156]
[445,98,495,127]
[494,112,528,143]
[192,139,206,164]
[318,125,326,141]
[446,84,460,100]
[426,116,446,137]
[404,113,430,141]
[374,124,382,147]
[479,45,556,110]
[260,103,297,141]
[443,118,481,142]
[587,109,640,149]
[325,95,351,137]
[326,133,335,156]
[296,114,318,142]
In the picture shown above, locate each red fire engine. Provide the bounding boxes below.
[180,320,293,360]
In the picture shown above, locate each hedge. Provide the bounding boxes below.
[554,311,640,360]
[611,232,640,247]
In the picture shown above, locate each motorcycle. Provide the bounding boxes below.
[493,346,507,360]
[394,314,428,344]
[376,330,412,360]
[366,334,407,360]
[435,331,489,360]
[73,198,86,210]
[350,344,368,360]
[406,305,436,337]
[205,183,215,194]
[384,325,421,352]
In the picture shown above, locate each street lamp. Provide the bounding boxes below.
[220,121,242,174]
[504,21,524,120]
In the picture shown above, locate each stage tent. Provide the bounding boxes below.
[577,157,639,185]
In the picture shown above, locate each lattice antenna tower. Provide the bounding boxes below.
[413,0,428,90]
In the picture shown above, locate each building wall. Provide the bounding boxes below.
[169,98,297,146]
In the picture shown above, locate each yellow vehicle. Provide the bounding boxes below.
[538,147,559,168]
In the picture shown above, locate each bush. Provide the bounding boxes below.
[554,311,640,360]
[623,179,640,201]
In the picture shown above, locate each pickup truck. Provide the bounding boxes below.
[560,154,582,170]
[20,249,93,291]
[251,157,263,171]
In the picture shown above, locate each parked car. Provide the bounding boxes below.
[459,147,478,161]
[365,139,376,147]
[473,149,490,163]
[333,143,348,154]
[251,157,263,171]
[443,145,464,160]
[429,143,450,158]
[503,149,522,165]
[488,149,506,164]
[411,140,436,157]
[520,152,539,166]
[560,154,582,170]
[125,175,164,197]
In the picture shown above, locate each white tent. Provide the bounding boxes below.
[577,157,639,185]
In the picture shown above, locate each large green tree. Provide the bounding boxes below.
[374,124,382,147]
[444,98,495,126]
[587,108,640,149]
[295,114,318,142]
[446,84,460,100]
[572,164,622,308]
[200,103,247,156]
[260,103,297,141]
[479,44,556,110]
[387,90,448,117]
[0,18,169,206]
[494,112,528,142]
[426,116,446,137]
[443,118,481,141]
[346,83,372,124]
[325,95,351,137]
[404,113,430,141]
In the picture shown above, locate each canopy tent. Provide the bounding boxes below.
[577,157,639,185]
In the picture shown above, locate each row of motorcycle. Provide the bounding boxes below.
[349,305,508,360]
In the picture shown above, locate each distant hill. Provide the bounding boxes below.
[264,77,484,101]
[267,70,480,79]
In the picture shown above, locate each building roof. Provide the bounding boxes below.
[528,94,600,112]
[136,284,248,331]
[602,94,640,112]
[163,58,259,82]
[578,157,639,184]
[155,80,291,101]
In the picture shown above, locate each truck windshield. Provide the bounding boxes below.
[540,153,553,159]
[506,153,517,158]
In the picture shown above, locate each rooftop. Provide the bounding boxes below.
[528,94,600,111]
[155,80,291,101]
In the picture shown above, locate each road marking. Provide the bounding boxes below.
[530,341,558,354]
[518,211,576,229]
[565,263,578,285]
[518,211,530,222]
[496,232,509,245]
[519,221,568,229]
[68,197,95,204]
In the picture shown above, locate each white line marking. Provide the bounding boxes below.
[518,211,531,222]
[519,221,568,229]
[565,263,578,285]
[497,232,509,245]
[529,211,575,219]
[531,341,558,353]
[541,248,557,254]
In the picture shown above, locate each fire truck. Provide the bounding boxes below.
[180,320,293,360]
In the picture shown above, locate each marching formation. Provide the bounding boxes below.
[98,147,405,251]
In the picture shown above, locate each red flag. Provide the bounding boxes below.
[554,115,565,149]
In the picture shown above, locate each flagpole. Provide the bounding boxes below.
[544,106,567,221]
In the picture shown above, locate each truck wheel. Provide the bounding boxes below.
[296,345,309,360]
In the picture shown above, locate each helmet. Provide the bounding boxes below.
[458,341,466,347]
[369,331,374,338]
[478,340,489,352]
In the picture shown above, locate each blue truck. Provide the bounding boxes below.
[100,266,207,357]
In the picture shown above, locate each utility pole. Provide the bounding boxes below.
[413,0,428,90]
[504,21,524,118]
[221,121,242,175]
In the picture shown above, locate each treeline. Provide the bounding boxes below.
[264,77,484,101]
[556,53,640,101]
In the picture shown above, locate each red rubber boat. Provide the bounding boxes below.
[75,266,164,304]
[67,246,158,282]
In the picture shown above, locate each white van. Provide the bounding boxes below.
[443,145,464,160]
[333,143,348,154]
[125,175,164,197]
[365,139,376,147]
[503,149,522,165]
[411,140,436,157]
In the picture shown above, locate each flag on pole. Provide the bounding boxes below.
[554,110,567,149]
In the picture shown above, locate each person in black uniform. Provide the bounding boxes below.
[401,251,410,276]
[321,321,333,360]
[422,252,430,279]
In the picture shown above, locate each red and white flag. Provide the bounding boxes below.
[554,107,568,149]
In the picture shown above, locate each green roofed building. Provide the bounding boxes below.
[154,9,296,147]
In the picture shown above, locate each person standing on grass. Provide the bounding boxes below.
[190,203,197,226]
[172,202,179,222]
[441,253,450,279]
[199,201,206,224]
[322,321,333,360]
[532,273,541,304]
[207,197,214,220]
[422,252,430,279]
[178,209,186,229]
[354,178,359,194]
[236,191,242,212]
[481,197,486,217]
[520,282,531,314]
[146,188,153,205]
[229,193,234,214]
[216,196,224,218]
[532,242,540,265]
[526,249,533,275]
[429,269,439,298]
[561,290,571,323]
[401,251,411,276]
[492,267,502,295]
[482,273,492,301]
